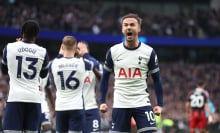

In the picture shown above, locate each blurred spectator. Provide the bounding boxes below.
[0,0,220,38]
[0,78,8,131]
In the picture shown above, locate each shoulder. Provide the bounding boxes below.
[51,57,60,65]
[7,41,19,48]
[33,44,47,52]
[110,42,123,51]
[140,42,153,51]
[203,89,209,97]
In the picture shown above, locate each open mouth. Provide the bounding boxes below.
[127,32,133,36]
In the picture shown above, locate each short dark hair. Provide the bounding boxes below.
[78,41,89,50]
[21,20,39,39]
[121,13,142,26]
[196,79,205,87]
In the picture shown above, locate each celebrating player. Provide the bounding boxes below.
[50,36,98,132]
[99,13,163,132]
[77,41,102,132]
[1,20,49,132]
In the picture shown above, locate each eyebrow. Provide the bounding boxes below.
[123,22,135,25]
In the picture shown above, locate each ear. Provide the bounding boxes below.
[138,25,141,33]
[73,44,77,51]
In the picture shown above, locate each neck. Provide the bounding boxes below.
[22,38,35,43]
[125,40,139,49]
[63,51,75,58]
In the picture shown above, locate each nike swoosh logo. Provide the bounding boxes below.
[150,122,156,125]
[93,129,98,131]
[116,59,123,61]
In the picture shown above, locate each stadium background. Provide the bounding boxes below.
[0,0,220,132]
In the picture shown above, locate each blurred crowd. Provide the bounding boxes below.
[0,0,220,38]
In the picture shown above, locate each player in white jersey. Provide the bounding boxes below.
[99,13,163,133]
[39,73,55,133]
[50,36,98,133]
[77,41,102,133]
[1,20,49,133]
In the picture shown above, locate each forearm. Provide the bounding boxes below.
[1,63,8,75]
[151,72,163,106]
[99,69,110,103]
[46,89,55,110]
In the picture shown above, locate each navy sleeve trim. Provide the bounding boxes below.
[84,59,93,71]
[148,49,159,74]
[1,46,8,75]
[83,53,99,68]
[1,63,8,75]
[99,69,111,103]
[40,52,49,78]
[151,71,163,106]
[104,49,113,71]
[56,54,63,59]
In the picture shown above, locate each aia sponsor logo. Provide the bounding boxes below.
[84,76,91,83]
[118,68,142,78]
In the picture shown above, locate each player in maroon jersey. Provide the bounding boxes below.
[185,81,213,133]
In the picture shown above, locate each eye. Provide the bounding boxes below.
[123,23,128,27]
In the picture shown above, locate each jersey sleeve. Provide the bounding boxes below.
[83,58,94,71]
[99,49,112,103]
[202,92,208,103]
[83,53,100,69]
[148,49,159,74]
[149,49,163,106]
[1,46,8,75]
[40,51,49,78]
[103,49,113,72]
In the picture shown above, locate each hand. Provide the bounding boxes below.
[153,106,162,116]
[100,103,108,113]
[208,115,216,124]
[208,115,213,124]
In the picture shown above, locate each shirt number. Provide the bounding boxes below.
[16,56,38,79]
[57,70,80,90]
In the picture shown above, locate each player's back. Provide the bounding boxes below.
[5,41,47,103]
[189,88,208,111]
[51,57,87,111]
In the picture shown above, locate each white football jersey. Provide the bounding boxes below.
[51,57,92,111]
[2,41,48,103]
[83,64,102,110]
[40,74,51,113]
[104,42,160,108]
